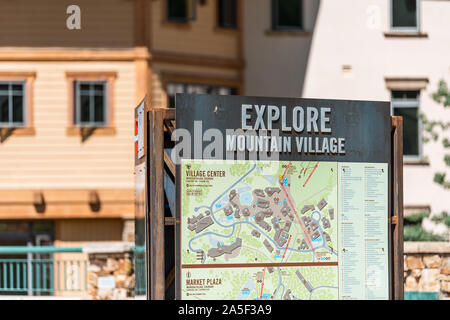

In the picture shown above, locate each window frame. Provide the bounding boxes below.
[65,71,117,136]
[391,90,422,160]
[166,0,197,23]
[0,72,35,136]
[217,0,237,30]
[161,72,242,108]
[390,0,420,33]
[0,81,26,128]
[165,82,238,108]
[272,0,303,31]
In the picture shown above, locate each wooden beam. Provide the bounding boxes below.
[164,119,175,136]
[392,116,404,300]
[165,266,175,292]
[0,189,134,204]
[164,149,175,177]
[0,204,134,220]
[152,51,245,70]
[0,48,150,61]
[161,71,242,90]
[149,108,165,300]
[161,107,175,120]
[0,189,134,219]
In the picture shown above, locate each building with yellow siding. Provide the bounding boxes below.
[0,0,243,250]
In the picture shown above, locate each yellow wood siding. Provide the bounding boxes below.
[150,0,240,59]
[55,219,124,243]
[150,62,241,108]
[0,61,136,189]
[0,0,134,48]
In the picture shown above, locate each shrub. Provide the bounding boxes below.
[404,211,430,225]
[404,225,445,242]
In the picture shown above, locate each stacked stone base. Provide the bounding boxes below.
[404,242,450,299]
[83,242,135,300]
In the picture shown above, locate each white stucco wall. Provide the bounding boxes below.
[302,0,450,216]
[244,0,319,97]
[245,0,450,218]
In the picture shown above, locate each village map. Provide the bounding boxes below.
[181,159,339,300]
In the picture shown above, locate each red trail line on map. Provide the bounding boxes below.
[303,162,319,187]
[260,267,266,299]
[281,235,292,262]
[281,161,319,261]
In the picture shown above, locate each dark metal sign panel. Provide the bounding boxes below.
[175,94,391,163]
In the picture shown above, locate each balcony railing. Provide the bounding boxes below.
[0,246,87,296]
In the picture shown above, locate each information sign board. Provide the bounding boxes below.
[175,94,391,300]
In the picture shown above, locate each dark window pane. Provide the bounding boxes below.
[218,0,237,29]
[392,90,419,99]
[166,82,237,108]
[12,84,23,93]
[32,221,53,233]
[75,81,107,126]
[0,84,8,91]
[168,0,187,20]
[275,0,302,28]
[80,95,90,123]
[394,107,419,156]
[94,95,105,123]
[392,0,417,28]
[169,96,176,108]
[0,95,8,123]
[12,95,23,123]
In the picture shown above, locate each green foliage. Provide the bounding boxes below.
[433,172,450,189]
[404,211,429,225]
[431,211,450,227]
[431,80,450,107]
[404,211,447,241]
[422,80,450,190]
[408,80,450,239]
[404,224,445,242]
[433,172,445,185]
[445,154,450,166]
[443,138,450,149]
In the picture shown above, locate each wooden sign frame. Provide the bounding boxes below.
[139,102,404,300]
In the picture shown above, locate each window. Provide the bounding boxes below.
[166,83,237,108]
[218,0,237,29]
[74,81,107,127]
[66,71,116,136]
[272,0,303,30]
[391,0,419,31]
[167,0,196,22]
[0,82,25,128]
[391,90,421,157]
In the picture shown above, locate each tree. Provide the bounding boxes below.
[415,79,450,240]
[404,212,445,242]
[421,79,450,189]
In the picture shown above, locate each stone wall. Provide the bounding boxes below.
[404,241,450,299]
[84,242,135,300]
[80,240,450,300]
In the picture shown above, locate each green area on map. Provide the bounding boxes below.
[181,159,339,299]
[182,265,338,300]
[181,159,338,265]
